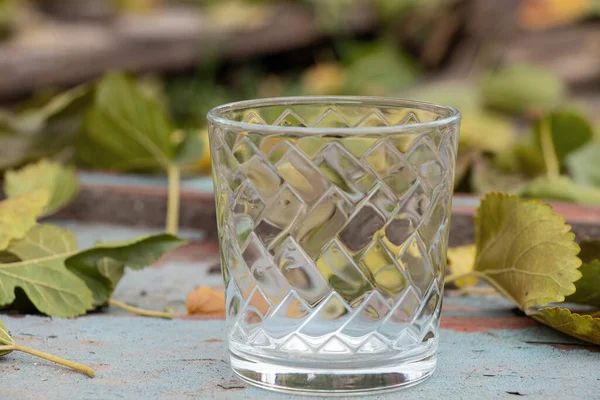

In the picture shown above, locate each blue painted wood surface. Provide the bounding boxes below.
[2,221,599,400]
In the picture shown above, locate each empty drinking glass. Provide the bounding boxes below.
[208,97,460,394]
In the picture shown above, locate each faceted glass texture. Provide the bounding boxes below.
[208,97,460,394]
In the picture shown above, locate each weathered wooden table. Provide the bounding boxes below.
[2,176,599,399]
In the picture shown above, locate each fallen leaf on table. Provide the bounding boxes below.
[76,73,176,173]
[0,190,49,250]
[564,240,600,307]
[532,111,593,167]
[480,64,565,115]
[66,234,186,307]
[474,193,581,309]
[0,316,14,356]
[566,142,600,188]
[446,244,478,288]
[2,224,94,317]
[532,307,600,345]
[4,159,79,217]
[519,175,600,205]
[186,286,225,316]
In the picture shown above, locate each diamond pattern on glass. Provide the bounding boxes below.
[250,329,276,349]
[378,287,421,341]
[211,104,458,360]
[413,284,441,340]
[398,235,435,297]
[255,184,305,249]
[233,136,260,165]
[294,186,352,258]
[242,234,290,303]
[262,290,311,339]
[315,240,373,304]
[309,107,351,128]
[274,237,331,306]
[353,109,391,127]
[358,334,390,353]
[225,240,255,300]
[299,292,352,338]
[359,240,409,298]
[276,148,329,205]
[243,156,282,199]
[240,287,271,336]
[393,329,419,350]
[338,204,386,254]
[313,142,377,203]
[232,181,265,221]
[280,334,312,353]
[340,290,391,341]
[273,109,308,127]
[320,336,352,354]
[407,136,446,190]
[368,184,398,218]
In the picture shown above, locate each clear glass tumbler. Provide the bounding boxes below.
[207,97,460,395]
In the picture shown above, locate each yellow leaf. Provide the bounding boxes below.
[517,0,592,31]
[532,307,600,345]
[0,190,49,250]
[4,159,79,217]
[186,286,225,316]
[474,193,581,309]
[301,62,346,95]
[447,244,479,288]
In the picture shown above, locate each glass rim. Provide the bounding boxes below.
[207,96,461,136]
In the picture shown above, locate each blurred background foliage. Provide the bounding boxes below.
[0,0,599,203]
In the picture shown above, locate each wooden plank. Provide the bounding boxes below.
[1,219,598,399]
[55,173,600,243]
[0,4,377,100]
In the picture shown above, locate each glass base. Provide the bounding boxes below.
[229,347,437,396]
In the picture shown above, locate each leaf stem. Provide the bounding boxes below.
[166,164,180,235]
[1,344,95,377]
[540,116,559,178]
[109,298,173,319]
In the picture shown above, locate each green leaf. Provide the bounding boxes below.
[403,82,481,111]
[474,193,581,309]
[66,234,185,306]
[77,73,176,172]
[173,129,205,167]
[4,159,80,216]
[564,240,600,307]
[481,64,565,114]
[1,225,94,317]
[532,307,600,345]
[532,111,593,166]
[446,244,478,288]
[0,316,15,356]
[459,111,516,154]
[0,190,49,250]
[342,42,420,96]
[519,175,600,205]
[565,260,600,307]
[0,85,91,170]
[566,142,600,187]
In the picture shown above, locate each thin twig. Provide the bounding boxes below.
[109,298,173,319]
